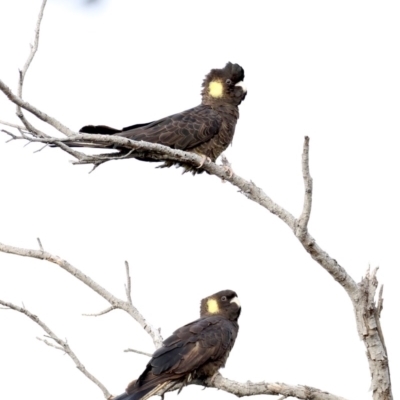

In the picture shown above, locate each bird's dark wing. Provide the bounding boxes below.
[117,105,222,151]
[123,316,237,400]
[147,315,236,376]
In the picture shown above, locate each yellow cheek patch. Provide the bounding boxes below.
[209,81,224,98]
[207,298,219,313]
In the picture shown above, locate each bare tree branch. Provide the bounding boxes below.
[18,0,46,98]
[0,120,30,131]
[15,0,47,136]
[37,336,65,351]
[296,135,312,239]
[0,0,75,140]
[0,241,163,349]
[0,121,238,174]
[0,299,111,399]
[0,78,75,137]
[220,154,234,180]
[141,373,349,400]
[204,373,350,400]
[125,261,133,305]
[11,0,92,166]
[355,268,392,400]
[17,111,50,139]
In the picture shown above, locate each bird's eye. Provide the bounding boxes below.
[225,79,232,85]
[221,296,227,301]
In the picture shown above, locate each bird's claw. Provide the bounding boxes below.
[209,372,221,386]
[222,165,234,178]
[197,155,211,169]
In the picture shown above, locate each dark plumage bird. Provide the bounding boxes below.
[75,62,247,174]
[113,290,241,400]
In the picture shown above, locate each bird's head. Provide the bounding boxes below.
[200,289,241,321]
[201,62,247,106]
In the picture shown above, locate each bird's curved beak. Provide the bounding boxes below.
[234,81,247,93]
[230,296,241,307]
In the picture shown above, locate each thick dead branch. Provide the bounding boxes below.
[206,373,349,400]
[0,299,111,399]
[354,268,392,400]
[227,139,359,300]
[139,373,349,400]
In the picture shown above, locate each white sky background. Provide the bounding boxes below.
[0,1,399,399]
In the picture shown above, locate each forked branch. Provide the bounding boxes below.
[0,240,163,349]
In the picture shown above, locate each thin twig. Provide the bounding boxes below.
[0,299,111,399]
[0,120,29,131]
[82,306,116,317]
[125,261,133,305]
[16,0,48,137]
[88,162,104,174]
[296,136,313,239]
[124,348,152,357]
[37,237,44,251]
[34,144,49,153]
[37,336,64,351]
[2,130,18,142]
[18,0,47,98]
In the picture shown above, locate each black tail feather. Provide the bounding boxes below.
[112,392,131,400]
[111,382,167,400]
[79,125,121,135]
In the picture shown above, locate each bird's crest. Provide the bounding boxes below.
[201,62,246,105]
